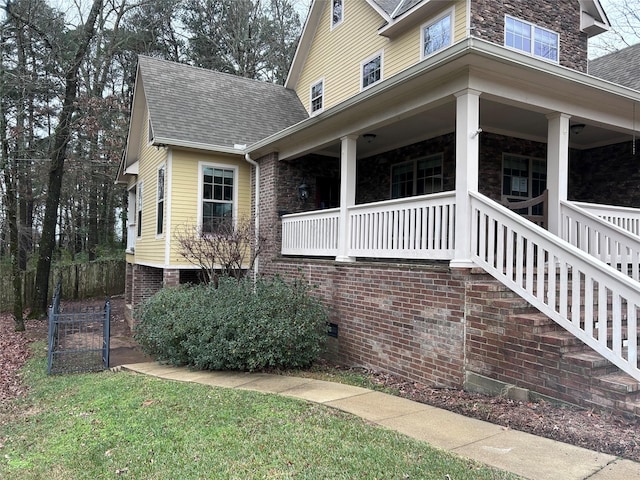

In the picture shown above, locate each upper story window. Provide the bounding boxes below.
[421,10,453,58]
[310,79,324,114]
[156,165,165,236]
[361,52,382,90]
[136,181,143,238]
[391,154,443,199]
[331,0,343,29]
[201,165,235,234]
[505,16,559,62]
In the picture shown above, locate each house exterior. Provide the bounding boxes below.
[120,1,640,416]
[116,56,307,312]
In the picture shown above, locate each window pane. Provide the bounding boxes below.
[311,81,323,112]
[416,156,443,195]
[534,27,558,61]
[332,0,342,26]
[362,55,381,88]
[423,14,451,57]
[503,155,529,197]
[505,17,531,53]
[391,163,414,198]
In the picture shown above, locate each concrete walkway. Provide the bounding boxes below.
[119,362,640,480]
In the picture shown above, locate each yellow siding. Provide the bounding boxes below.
[133,109,168,266]
[296,0,466,113]
[167,149,251,267]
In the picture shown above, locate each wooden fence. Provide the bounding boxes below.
[0,259,125,313]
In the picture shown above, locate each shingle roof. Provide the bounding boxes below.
[138,56,308,149]
[370,0,421,18]
[588,43,640,91]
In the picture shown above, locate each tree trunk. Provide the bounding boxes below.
[30,0,103,316]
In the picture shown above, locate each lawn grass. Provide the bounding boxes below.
[1,348,522,479]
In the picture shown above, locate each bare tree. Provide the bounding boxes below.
[590,0,640,58]
[174,216,265,286]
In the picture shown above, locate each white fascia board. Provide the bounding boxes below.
[285,1,324,89]
[152,137,246,156]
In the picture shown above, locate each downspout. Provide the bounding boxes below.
[244,153,260,282]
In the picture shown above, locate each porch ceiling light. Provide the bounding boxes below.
[363,133,377,143]
[298,179,310,203]
[570,124,586,135]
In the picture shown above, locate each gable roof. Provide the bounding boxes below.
[138,56,307,150]
[589,43,640,91]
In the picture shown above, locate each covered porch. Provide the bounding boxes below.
[249,39,640,409]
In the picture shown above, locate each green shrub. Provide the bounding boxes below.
[134,276,328,371]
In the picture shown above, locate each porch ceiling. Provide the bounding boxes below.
[314,99,632,160]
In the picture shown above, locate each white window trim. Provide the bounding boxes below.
[330,0,344,30]
[309,78,324,115]
[360,50,384,91]
[136,180,143,238]
[155,163,166,238]
[503,15,560,63]
[420,7,454,60]
[197,161,239,233]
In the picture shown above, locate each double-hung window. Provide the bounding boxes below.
[201,165,235,234]
[421,10,453,58]
[156,165,165,236]
[310,79,324,114]
[505,16,559,62]
[391,154,444,199]
[361,52,382,90]
[136,182,143,237]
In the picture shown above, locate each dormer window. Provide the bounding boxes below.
[421,10,453,59]
[310,79,324,114]
[361,52,382,90]
[331,0,343,29]
[505,16,559,62]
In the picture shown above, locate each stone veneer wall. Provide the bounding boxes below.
[470,0,588,72]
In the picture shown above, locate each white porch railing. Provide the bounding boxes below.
[573,201,640,236]
[561,201,640,282]
[281,208,340,256]
[470,191,640,383]
[281,192,456,259]
[349,192,455,259]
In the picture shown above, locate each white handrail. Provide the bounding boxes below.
[572,201,640,236]
[561,201,640,281]
[470,191,640,382]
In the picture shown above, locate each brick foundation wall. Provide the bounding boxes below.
[131,264,163,308]
[264,258,470,388]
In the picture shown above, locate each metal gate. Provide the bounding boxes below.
[47,284,111,375]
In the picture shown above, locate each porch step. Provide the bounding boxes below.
[596,372,640,394]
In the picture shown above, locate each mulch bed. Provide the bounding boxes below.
[2,297,639,462]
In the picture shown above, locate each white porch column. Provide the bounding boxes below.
[336,135,358,262]
[451,89,481,268]
[546,113,570,236]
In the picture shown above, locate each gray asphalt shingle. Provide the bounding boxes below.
[588,44,640,91]
[138,56,308,149]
